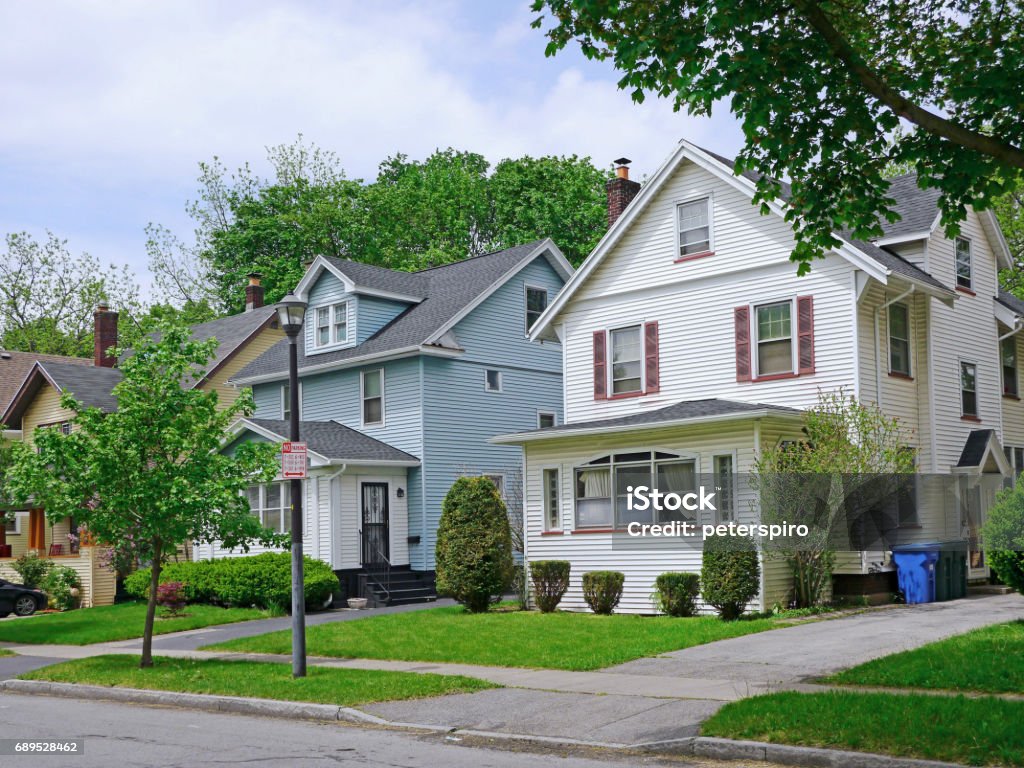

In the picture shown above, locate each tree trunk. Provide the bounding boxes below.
[140,540,163,669]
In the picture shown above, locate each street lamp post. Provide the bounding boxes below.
[276,294,308,678]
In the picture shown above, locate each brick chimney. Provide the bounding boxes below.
[606,157,641,228]
[93,302,119,368]
[245,273,264,312]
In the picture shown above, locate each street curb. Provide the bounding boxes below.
[0,681,969,767]
[632,736,965,768]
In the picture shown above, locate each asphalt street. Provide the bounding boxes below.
[0,693,759,768]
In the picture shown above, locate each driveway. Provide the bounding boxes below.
[607,593,1024,683]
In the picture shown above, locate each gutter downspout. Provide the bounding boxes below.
[874,287,915,410]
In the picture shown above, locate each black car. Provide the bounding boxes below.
[0,579,47,618]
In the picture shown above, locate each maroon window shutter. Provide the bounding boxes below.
[644,321,660,393]
[797,295,815,375]
[593,330,607,400]
[734,307,751,382]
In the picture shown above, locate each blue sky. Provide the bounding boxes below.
[0,1,744,297]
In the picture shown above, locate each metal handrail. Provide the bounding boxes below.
[360,533,392,602]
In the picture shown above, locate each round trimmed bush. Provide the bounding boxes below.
[654,572,700,617]
[124,553,338,610]
[700,535,760,620]
[435,476,514,613]
[42,565,81,611]
[582,570,624,615]
[530,560,570,612]
[984,486,1024,593]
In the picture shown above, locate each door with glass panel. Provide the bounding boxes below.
[361,482,390,567]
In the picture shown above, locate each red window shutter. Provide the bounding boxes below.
[644,321,660,394]
[593,330,607,400]
[797,295,815,375]
[734,307,751,382]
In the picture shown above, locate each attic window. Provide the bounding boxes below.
[526,286,548,332]
[677,197,711,257]
[955,237,972,290]
[315,302,348,347]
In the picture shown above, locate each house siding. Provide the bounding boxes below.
[202,324,285,411]
[356,295,411,343]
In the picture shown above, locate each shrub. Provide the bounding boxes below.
[701,535,760,620]
[983,486,1024,593]
[654,572,700,617]
[435,477,514,613]
[124,553,339,610]
[582,571,624,615]
[42,565,80,611]
[11,552,52,589]
[156,581,187,617]
[530,560,570,612]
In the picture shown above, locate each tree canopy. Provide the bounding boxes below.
[532,0,1024,274]
[5,322,281,666]
[149,137,610,313]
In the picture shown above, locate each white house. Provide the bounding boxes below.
[494,140,1020,613]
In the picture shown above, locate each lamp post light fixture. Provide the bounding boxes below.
[276,293,308,678]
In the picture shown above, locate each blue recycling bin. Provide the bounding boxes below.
[892,544,940,604]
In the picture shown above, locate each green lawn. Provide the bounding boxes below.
[0,649,12,657]
[22,654,494,705]
[206,605,779,671]
[830,620,1024,694]
[703,691,1024,767]
[0,603,269,645]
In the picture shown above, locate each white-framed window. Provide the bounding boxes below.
[676,197,711,257]
[755,301,794,376]
[610,325,642,394]
[713,455,734,522]
[246,482,291,534]
[955,236,972,290]
[574,451,696,529]
[281,382,302,421]
[888,303,911,376]
[361,368,384,426]
[537,411,556,429]
[543,468,560,531]
[314,302,348,347]
[1003,337,1018,397]
[961,361,978,417]
[4,511,24,535]
[525,285,548,332]
[484,369,502,392]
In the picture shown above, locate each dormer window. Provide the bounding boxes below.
[955,237,972,290]
[314,302,349,348]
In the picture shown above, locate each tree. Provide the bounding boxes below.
[752,390,915,607]
[982,485,1024,594]
[0,232,140,356]
[532,1,1024,274]
[435,476,514,612]
[5,322,281,667]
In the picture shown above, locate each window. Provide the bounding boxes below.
[361,369,384,425]
[755,301,793,376]
[677,198,711,257]
[955,237,972,289]
[888,303,911,376]
[713,455,734,522]
[484,369,502,392]
[246,482,291,534]
[281,382,302,421]
[1003,337,1018,397]
[543,468,560,530]
[537,411,556,429]
[314,302,348,347]
[574,451,695,529]
[961,361,978,417]
[610,326,642,394]
[4,512,22,535]
[525,286,548,332]
[482,474,505,497]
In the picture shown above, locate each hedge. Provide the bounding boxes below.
[530,560,570,612]
[582,570,624,615]
[700,535,760,620]
[124,553,339,610]
[654,572,700,617]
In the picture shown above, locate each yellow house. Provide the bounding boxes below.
[0,284,284,603]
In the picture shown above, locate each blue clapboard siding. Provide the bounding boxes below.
[303,270,356,354]
[357,295,411,343]
[252,384,282,418]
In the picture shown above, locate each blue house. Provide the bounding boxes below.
[208,240,571,603]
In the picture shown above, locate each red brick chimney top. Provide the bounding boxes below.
[93,303,119,368]
[245,273,265,312]
[606,158,641,228]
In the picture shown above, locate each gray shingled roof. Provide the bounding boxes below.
[696,147,953,294]
[0,351,91,415]
[246,418,419,464]
[958,429,995,467]
[322,256,427,298]
[38,361,122,412]
[498,399,800,441]
[234,241,549,381]
[997,290,1024,316]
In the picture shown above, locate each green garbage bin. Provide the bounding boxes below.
[934,540,968,601]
